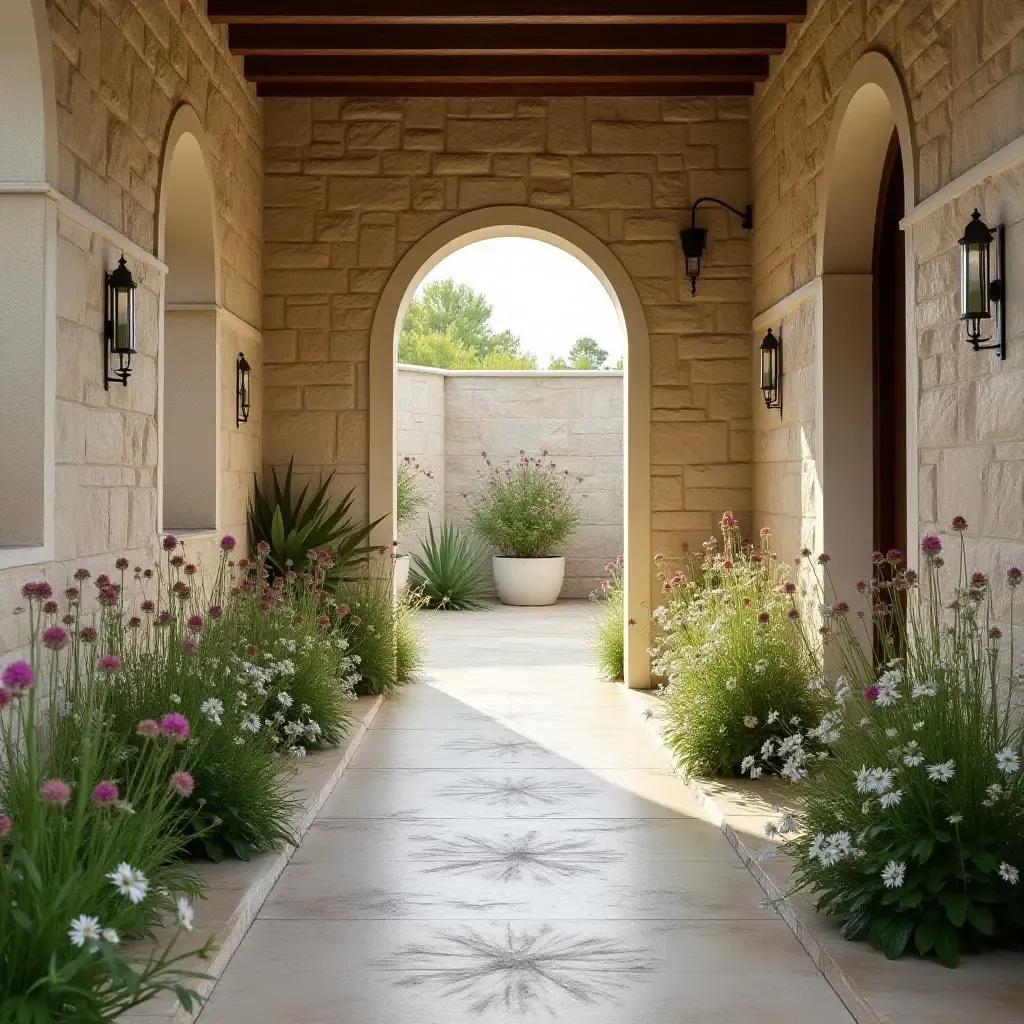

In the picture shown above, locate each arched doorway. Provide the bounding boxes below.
[0,0,57,561]
[816,53,916,604]
[158,106,220,533]
[369,207,652,687]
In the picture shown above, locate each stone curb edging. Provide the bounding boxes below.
[623,689,884,1024]
[129,694,384,1024]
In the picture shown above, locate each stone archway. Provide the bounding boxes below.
[369,206,652,687]
[815,52,918,602]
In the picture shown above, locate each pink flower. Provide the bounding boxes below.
[91,781,119,806]
[781,582,797,595]
[757,611,770,624]
[159,712,190,741]
[97,654,121,673]
[40,778,72,806]
[951,515,968,532]
[42,625,69,650]
[187,614,204,634]
[21,581,53,601]
[157,610,171,627]
[43,600,58,615]
[181,636,198,654]
[886,548,903,564]
[1009,567,1023,589]
[832,600,850,615]
[256,541,271,556]
[169,771,195,797]
[971,571,988,589]
[184,563,197,577]
[208,605,223,619]
[864,685,880,702]
[245,644,259,657]
[79,627,98,643]
[921,534,943,556]
[0,813,11,836]
[220,535,237,552]
[136,719,160,738]
[319,614,331,626]
[817,553,831,565]
[1,661,33,692]
[337,603,350,617]
[989,627,1003,641]
[162,535,178,551]
[73,568,91,582]
[141,600,155,614]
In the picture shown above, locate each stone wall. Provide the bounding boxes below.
[395,367,446,553]
[750,0,1024,625]
[261,96,755,585]
[395,369,623,598]
[0,1,263,656]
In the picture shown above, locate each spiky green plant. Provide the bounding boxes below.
[396,587,428,684]
[410,519,490,610]
[590,557,625,681]
[337,555,400,696]
[248,458,381,580]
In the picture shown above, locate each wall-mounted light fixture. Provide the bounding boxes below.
[959,208,1006,359]
[760,327,782,414]
[236,352,252,426]
[681,197,753,296]
[104,256,137,389]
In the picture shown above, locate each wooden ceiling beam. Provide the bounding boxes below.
[228,22,788,56]
[209,0,806,26]
[256,80,757,97]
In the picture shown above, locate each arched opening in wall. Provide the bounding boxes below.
[394,236,626,615]
[160,124,219,533]
[817,54,915,609]
[0,0,56,560]
[369,208,652,686]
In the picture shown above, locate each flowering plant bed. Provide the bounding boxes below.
[775,522,1024,967]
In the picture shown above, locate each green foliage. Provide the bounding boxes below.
[780,528,1024,967]
[410,519,491,610]
[396,456,433,530]
[590,557,625,681]
[395,588,428,684]
[398,330,537,370]
[470,452,584,559]
[336,555,401,696]
[247,459,379,580]
[652,514,825,777]
[550,336,609,370]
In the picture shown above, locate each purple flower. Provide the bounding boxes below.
[79,627,98,643]
[169,771,195,796]
[40,779,72,806]
[1,661,33,692]
[162,535,178,551]
[208,605,223,619]
[136,719,160,738]
[0,813,11,835]
[187,614,204,634]
[220,535,237,552]
[864,685,880,702]
[97,654,121,673]
[159,713,190,742]
[92,781,119,806]
[951,515,968,532]
[921,535,943,556]
[42,625,69,651]
[181,636,198,654]
[256,540,271,556]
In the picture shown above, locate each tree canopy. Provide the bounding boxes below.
[548,336,609,370]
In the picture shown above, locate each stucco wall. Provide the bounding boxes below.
[261,96,755,587]
[750,0,1024,626]
[395,366,446,553]
[395,368,623,598]
[0,0,263,656]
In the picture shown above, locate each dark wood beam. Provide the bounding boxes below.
[256,80,756,97]
[244,54,769,82]
[228,22,788,55]
[209,1,806,25]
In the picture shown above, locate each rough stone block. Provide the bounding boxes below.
[573,173,652,209]
[328,177,410,210]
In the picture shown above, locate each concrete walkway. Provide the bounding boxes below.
[198,602,852,1023]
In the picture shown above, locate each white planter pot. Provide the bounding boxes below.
[394,554,411,593]
[492,556,565,607]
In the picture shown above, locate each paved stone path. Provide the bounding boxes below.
[198,602,852,1023]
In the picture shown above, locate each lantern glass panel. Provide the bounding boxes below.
[961,242,990,319]
[114,287,135,353]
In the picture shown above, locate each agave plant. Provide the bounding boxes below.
[248,459,382,580]
[410,519,490,610]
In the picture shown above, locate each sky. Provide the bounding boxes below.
[417,237,626,368]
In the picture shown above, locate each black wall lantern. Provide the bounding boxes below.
[104,255,137,389]
[681,197,753,296]
[236,352,252,426]
[760,327,782,413]
[960,208,1006,359]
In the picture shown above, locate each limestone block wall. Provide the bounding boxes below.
[750,0,1024,613]
[395,367,446,552]
[0,1,263,656]
[262,96,755,590]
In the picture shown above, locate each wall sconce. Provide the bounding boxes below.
[236,352,252,426]
[760,327,782,413]
[960,209,1006,359]
[104,256,137,389]
[681,197,753,296]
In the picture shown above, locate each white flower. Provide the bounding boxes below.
[756,845,777,862]
[170,694,181,704]
[233,735,245,746]
[777,734,804,757]
[242,713,262,733]
[855,766,875,794]
[754,660,768,676]
[859,717,871,727]
[996,748,1020,775]
[107,863,149,904]
[779,812,799,834]
[947,814,963,825]
[912,720,925,731]
[911,682,937,698]
[68,915,102,948]
[875,679,901,707]
[862,799,873,814]
[764,821,779,838]
[885,728,898,739]
[277,692,293,709]
[102,928,120,945]
[987,782,1004,800]
[881,860,906,888]
[781,757,807,783]
[926,760,956,783]
[725,678,737,691]
[176,897,195,932]
[766,709,779,724]
[871,768,895,794]
[743,715,758,729]
[998,862,1020,884]
[740,755,756,775]
[200,697,224,726]
[808,833,825,860]
[879,790,903,809]
[749,766,763,779]
[761,739,776,759]
[903,752,924,767]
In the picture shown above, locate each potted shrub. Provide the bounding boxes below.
[395,456,432,591]
[470,451,583,606]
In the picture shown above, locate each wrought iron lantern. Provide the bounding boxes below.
[104,256,137,389]
[759,327,782,413]
[236,352,252,426]
[959,208,1006,358]
[681,197,753,296]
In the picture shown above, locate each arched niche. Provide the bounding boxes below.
[158,105,220,533]
[815,52,918,605]
[369,206,652,687]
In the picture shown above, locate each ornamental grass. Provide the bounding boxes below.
[590,557,625,681]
